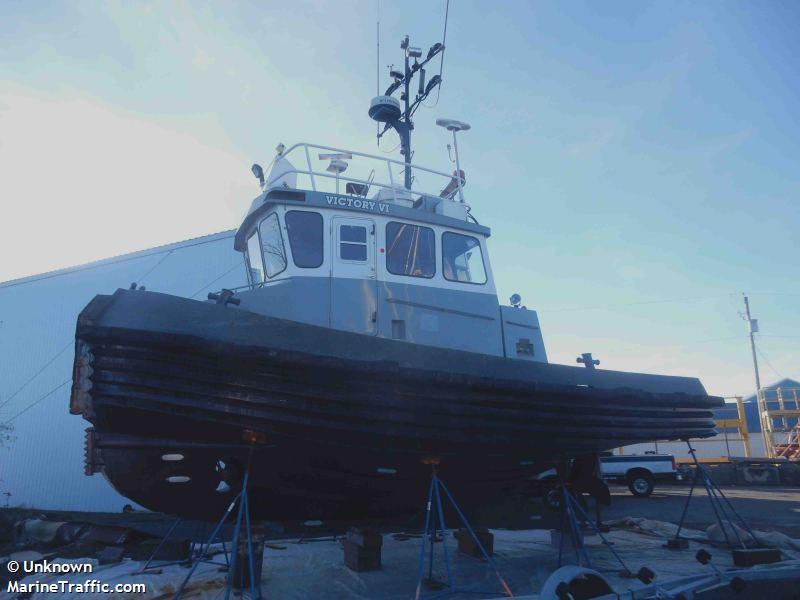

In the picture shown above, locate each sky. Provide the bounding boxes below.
[0,0,798,398]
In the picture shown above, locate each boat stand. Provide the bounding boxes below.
[556,483,634,578]
[136,518,230,574]
[413,459,513,599]
[172,460,262,600]
[670,440,757,550]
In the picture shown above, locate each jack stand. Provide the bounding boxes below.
[173,455,262,600]
[556,484,634,578]
[413,459,512,599]
[671,440,758,551]
[135,518,220,574]
[695,549,748,593]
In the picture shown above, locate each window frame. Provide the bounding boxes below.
[384,221,437,279]
[285,210,324,269]
[258,212,288,279]
[441,231,487,285]
[338,223,369,263]
[245,230,265,285]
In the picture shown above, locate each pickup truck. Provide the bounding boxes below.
[600,453,680,497]
[532,452,680,507]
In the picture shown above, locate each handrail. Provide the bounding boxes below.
[281,168,451,205]
[266,142,466,205]
[285,142,457,180]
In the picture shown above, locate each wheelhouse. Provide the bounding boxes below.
[231,143,547,362]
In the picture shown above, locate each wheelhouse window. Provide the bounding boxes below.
[339,224,367,261]
[442,232,487,284]
[246,231,264,283]
[285,210,323,268]
[385,222,435,278]
[258,213,287,278]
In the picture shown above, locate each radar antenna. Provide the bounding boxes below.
[369,35,445,190]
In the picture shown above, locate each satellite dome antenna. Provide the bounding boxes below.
[369,35,445,190]
[436,118,470,203]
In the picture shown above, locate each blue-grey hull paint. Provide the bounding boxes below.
[379,282,503,354]
[237,278,331,328]
[237,278,506,355]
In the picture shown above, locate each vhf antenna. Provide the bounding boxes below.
[369,35,445,190]
[376,1,380,144]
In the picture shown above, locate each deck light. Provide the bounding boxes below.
[408,46,422,58]
[251,163,265,187]
[425,75,442,95]
[427,43,443,60]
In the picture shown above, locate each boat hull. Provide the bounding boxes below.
[71,289,723,523]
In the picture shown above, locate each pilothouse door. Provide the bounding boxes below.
[331,216,377,335]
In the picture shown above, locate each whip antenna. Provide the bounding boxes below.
[376,0,380,144]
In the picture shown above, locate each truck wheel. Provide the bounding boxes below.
[627,471,654,497]
[544,487,562,511]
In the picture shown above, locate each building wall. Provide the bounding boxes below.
[620,435,768,461]
[621,383,800,460]
[0,231,247,512]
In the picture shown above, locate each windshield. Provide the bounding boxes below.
[385,222,436,278]
[442,232,486,284]
[259,213,287,278]
[246,231,264,283]
[286,210,323,268]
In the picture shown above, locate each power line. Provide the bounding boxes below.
[136,249,174,285]
[0,341,72,411]
[747,292,800,297]
[756,346,784,380]
[190,262,244,299]
[674,335,747,349]
[5,379,72,423]
[537,294,726,313]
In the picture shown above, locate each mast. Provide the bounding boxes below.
[369,36,444,190]
[401,36,412,189]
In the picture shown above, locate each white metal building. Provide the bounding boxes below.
[0,231,247,512]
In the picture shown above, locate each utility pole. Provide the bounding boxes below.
[743,294,771,457]
[743,294,761,393]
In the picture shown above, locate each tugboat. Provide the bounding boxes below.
[70,35,722,524]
